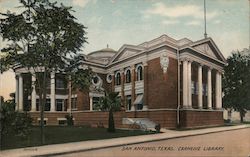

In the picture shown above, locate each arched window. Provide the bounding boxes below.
[115,72,121,85]
[136,65,143,81]
[125,69,131,83]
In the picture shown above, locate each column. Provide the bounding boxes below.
[188,60,192,108]
[50,71,55,112]
[207,67,212,109]
[89,96,93,111]
[182,59,188,108]
[15,75,19,111]
[198,64,203,109]
[31,74,36,111]
[219,72,222,108]
[131,65,136,111]
[143,62,148,110]
[18,74,23,111]
[121,69,125,110]
[216,71,222,109]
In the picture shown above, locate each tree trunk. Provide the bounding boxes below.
[40,70,47,145]
[108,109,115,132]
[68,75,72,115]
[240,111,244,123]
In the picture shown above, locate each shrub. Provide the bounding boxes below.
[0,101,32,137]
[155,124,161,133]
[65,114,74,126]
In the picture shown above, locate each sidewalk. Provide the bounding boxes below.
[1,124,249,157]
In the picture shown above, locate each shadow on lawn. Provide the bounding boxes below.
[1,126,156,150]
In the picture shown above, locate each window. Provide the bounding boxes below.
[56,99,64,111]
[134,94,143,110]
[203,84,207,96]
[46,79,51,89]
[36,99,39,111]
[93,76,99,84]
[58,120,66,125]
[115,72,121,85]
[106,74,112,83]
[191,81,198,95]
[56,79,65,89]
[92,97,100,110]
[125,69,131,83]
[126,95,132,110]
[38,120,47,125]
[71,97,77,109]
[45,99,51,111]
[136,65,143,81]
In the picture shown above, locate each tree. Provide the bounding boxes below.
[0,0,89,144]
[223,49,250,122]
[96,91,121,132]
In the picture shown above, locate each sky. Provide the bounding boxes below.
[0,0,249,99]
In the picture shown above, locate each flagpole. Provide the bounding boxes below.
[204,0,207,38]
[249,0,250,49]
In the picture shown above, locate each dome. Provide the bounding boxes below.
[88,46,117,59]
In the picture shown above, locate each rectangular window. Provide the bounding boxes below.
[58,120,66,125]
[71,97,77,109]
[126,95,132,110]
[135,94,143,110]
[38,120,47,126]
[45,99,51,111]
[191,81,195,94]
[56,79,65,89]
[203,84,208,96]
[36,99,39,111]
[56,99,64,111]
[46,79,51,89]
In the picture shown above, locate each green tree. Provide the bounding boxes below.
[96,92,121,132]
[0,0,89,144]
[223,49,250,122]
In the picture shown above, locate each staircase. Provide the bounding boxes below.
[123,118,157,131]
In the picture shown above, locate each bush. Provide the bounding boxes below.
[0,101,32,137]
[65,114,74,126]
[155,124,161,133]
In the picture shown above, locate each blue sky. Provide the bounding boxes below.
[0,0,249,99]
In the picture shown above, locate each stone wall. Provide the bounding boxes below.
[179,110,224,128]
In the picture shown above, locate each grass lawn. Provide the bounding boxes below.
[2,126,155,150]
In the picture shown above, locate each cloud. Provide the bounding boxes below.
[87,16,103,25]
[213,20,221,24]
[144,2,218,20]
[72,0,90,8]
[162,20,179,25]
[112,10,122,16]
[186,20,202,26]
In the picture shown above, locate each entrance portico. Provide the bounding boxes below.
[181,57,222,110]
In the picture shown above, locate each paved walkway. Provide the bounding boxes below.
[0,125,249,157]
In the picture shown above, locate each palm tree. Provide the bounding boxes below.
[97,91,121,132]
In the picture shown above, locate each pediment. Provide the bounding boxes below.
[111,45,145,63]
[116,49,139,61]
[194,43,217,58]
[192,39,226,63]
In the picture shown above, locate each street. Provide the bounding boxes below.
[57,128,250,157]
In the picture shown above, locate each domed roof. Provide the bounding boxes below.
[88,46,117,59]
